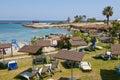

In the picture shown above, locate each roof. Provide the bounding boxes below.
[0,43,12,49]
[111,44,120,55]
[69,40,87,46]
[35,40,51,47]
[18,45,41,54]
[89,34,98,37]
[98,37,112,41]
[54,50,84,62]
[71,37,82,41]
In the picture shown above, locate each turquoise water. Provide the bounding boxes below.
[0,24,72,42]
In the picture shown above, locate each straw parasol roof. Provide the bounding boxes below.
[0,43,12,49]
[18,45,41,54]
[35,40,51,47]
[71,37,82,41]
[69,40,87,47]
[98,37,112,42]
[54,50,84,62]
[111,44,120,55]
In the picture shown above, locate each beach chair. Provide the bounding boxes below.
[24,40,30,45]
[33,55,47,65]
[8,61,18,70]
[0,62,8,69]
[65,60,80,68]
[49,54,56,63]
[80,61,92,71]
[50,60,61,74]
[38,66,52,79]
[19,71,32,80]
[19,68,39,80]
[11,39,20,50]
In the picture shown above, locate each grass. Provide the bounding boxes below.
[0,42,120,80]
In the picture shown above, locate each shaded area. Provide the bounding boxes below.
[58,77,81,80]
[58,77,70,80]
[100,69,120,80]
[60,61,73,69]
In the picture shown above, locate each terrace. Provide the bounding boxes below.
[0,33,120,80]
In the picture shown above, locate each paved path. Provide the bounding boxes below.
[0,55,31,62]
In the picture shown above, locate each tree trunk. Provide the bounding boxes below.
[107,16,109,26]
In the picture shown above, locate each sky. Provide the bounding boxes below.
[0,0,120,20]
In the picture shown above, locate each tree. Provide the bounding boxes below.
[82,15,86,22]
[74,15,80,22]
[74,15,86,22]
[87,18,96,22]
[57,35,71,50]
[109,21,120,43]
[102,6,113,26]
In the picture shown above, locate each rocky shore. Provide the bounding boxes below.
[23,22,108,30]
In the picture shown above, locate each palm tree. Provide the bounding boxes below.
[102,6,113,26]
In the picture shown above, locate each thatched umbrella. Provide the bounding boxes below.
[0,43,12,69]
[0,43,13,61]
[54,50,84,80]
[18,45,42,68]
[69,40,87,51]
[111,44,120,64]
[35,40,51,47]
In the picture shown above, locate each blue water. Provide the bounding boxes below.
[0,24,72,42]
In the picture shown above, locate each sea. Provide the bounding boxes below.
[0,20,72,42]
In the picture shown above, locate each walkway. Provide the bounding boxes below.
[0,55,31,62]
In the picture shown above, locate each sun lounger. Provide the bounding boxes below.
[95,46,103,50]
[19,71,32,80]
[38,66,52,79]
[49,54,56,63]
[50,60,61,74]
[19,69,38,80]
[33,55,47,65]
[80,61,92,71]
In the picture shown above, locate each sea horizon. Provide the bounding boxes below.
[0,20,67,24]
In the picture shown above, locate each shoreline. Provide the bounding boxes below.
[23,22,108,30]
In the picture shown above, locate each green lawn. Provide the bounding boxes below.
[0,42,120,80]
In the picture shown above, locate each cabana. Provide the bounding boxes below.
[54,50,84,80]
